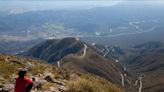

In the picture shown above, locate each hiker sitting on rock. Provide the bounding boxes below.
[15,68,33,92]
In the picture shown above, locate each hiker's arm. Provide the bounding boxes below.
[25,83,33,92]
[25,78,33,92]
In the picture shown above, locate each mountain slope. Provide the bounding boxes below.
[90,41,164,92]
[125,42,164,73]
[126,53,164,92]
[118,42,164,92]
[0,54,124,92]
[23,38,84,63]
[23,38,123,84]
[60,44,121,83]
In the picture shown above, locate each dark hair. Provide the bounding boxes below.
[18,69,27,78]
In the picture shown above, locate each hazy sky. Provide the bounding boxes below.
[0,1,122,10]
[0,1,164,13]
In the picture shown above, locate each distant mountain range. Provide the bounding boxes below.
[0,39,43,54]
[0,2,164,41]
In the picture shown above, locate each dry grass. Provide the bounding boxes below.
[53,72,63,79]
[42,82,54,90]
[0,55,47,81]
[0,61,22,79]
[30,63,45,75]
[66,74,124,92]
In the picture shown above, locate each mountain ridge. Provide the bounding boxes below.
[23,38,124,85]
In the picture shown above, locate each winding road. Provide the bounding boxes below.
[138,75,143,92]
[67,23,157,38]
[78,44,88,58]
[134,75,144,92]
[134,79,139,86]
[120,73,125,87]
[81,44,87,57]
[100,47,127,87]
[57,61,60,68]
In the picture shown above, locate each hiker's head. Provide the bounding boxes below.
[18,68,27,78]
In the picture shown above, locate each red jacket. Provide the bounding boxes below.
[15,76,33,92]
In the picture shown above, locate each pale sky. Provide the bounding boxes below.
[0,1,122,11]
[0,0,164,13]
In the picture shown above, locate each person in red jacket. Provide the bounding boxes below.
[15,68,33,92]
